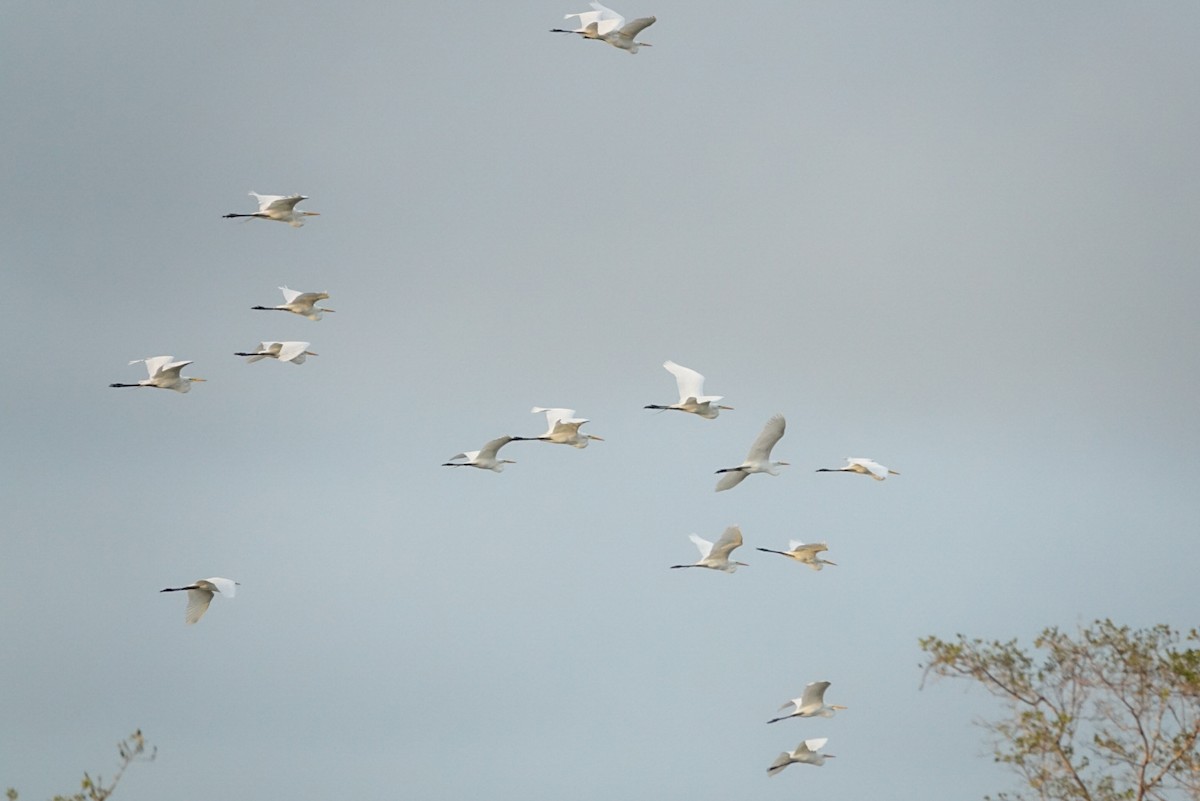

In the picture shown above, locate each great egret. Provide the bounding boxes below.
[670,526,747,572]
[714,414,788,491]
[756,540,836,571]
[512,407,604,449]
[223,193,319,227]
[159,577,238,625]
[644,360,732,419]
[235,341,317,364]
[767,682,847,724]
[443,436,517,472]
[110,357,205,393]
[816,457,899,481]
[767,738,835,775]
[252,286,334,320]
[551,2,656,54]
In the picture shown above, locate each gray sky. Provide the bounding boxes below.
[3,2,1199,799]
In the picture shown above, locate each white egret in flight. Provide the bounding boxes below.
[551,2,656,54]
[512,408,604,449]
[767,738,835,775]
[670,526,747,573]
[756,540,836,571]
[816,457,899,481]
[160,577,238,625]
[110,357,205,393]
[714,414,788,491]
[767,682,847,724]
[223,193,319,227]
[644,360,732,419]
[252,287,334,320]
[443,436,517,472]
[235,341,317,364]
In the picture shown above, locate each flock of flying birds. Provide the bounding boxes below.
[112,3,902,780]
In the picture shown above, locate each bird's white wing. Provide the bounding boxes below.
[250,192,287,210]
[618,15,655,37]
[137,356,174,377]
[275,341,311,363]
[279,285,303,304]
[205,577,238,598]
[156,360,192,379]
[850,458,888,479]
[709,526,743,560]
[478,436,514,459]
[292,291,328,306]
[184,588,215,624]
[802,737,828,753]
[787,539,805,552]
[715,471,749,492]
[565,8,604,28]
[688,533,713,559]
[259,194,305,213]
[551,419,585,438]
[745,414,786,461]
[533,407,575,430]
[587,1,624,33]
[663,360,705,403]
[767,752,793,776]
[801,681,831,708]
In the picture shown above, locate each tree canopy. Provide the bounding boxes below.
[920,620,1200,801]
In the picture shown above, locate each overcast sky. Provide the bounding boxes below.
[3,2,1199,799]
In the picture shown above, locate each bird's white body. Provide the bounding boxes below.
[111,356,205,393]
[237,341,317,364]
[646,360,732,419]
[767,738,835,775]
[160,577,238,625]
[817,457,899,481]
[556,2,656,53]
[252,286,334,320]
[443,436,517,472]
[714,414,788,491]
[514,407,604,448]
[756,539,836,571]
[671,526,747,573]
[767,681,847,723]
[225,193,319,227]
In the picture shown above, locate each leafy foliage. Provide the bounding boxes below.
[920,621,1200,801]
[6,731,155,801]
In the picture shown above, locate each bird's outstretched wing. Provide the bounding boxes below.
[801,681,831,708]
[478,436,514,459]
[688,533,713,559]
[588,1,625,33]
[279,285,303,304]
[709,526,743,560]
[715,471,748,492]
[276,341,311,363]
[136,356,174,377]
[205,577,238,598]
[745,414,786,461]
[618,15,655,38]
[663,360,706,403]
[157,360,192,379]
[255,193,305,213]
[849,458,887,479]
[767,751,793,776]
[533,407,577,434]
[184,588,215,625]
